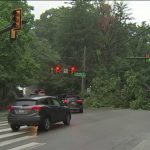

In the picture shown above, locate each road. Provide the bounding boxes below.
[1,109,150,150]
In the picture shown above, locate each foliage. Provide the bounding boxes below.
[130,99,145,110]
[85,72,122,108]
[33,0,150,110]
[0,1,36,99]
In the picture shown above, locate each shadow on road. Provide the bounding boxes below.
[71,112,84,115]
[37,123,69,135]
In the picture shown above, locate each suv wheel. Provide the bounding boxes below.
[63,113,71,125]
[40,117,51,131]
[10,124,20,132]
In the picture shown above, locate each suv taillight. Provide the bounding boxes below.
[31,106,42,112]
[76,100,83,103]
[7,106,14,112]
[63,100,69,104]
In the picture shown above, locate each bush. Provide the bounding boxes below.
[84,97,93,108]
[84,97,105,108]
[130,99,143,109]
[141,101,150,110]
[112,99,124,108]
[121,100,130,108]
[84,97,101,108]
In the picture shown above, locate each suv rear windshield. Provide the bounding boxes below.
[15,100,37,106]
[67,98,77,101]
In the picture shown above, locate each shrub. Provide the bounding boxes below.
[141,101,150,110]
[130,99,143,109]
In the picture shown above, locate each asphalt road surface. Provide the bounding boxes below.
[1,109,150,150]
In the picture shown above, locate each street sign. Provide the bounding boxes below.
[74,72,86,77]
[87,87,91,93]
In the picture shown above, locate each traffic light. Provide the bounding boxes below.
[12,8,22,30]
[69,66,77,74]
[53,65,62,74]
[145,54,150,63]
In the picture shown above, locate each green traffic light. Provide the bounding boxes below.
[146,58,150,63]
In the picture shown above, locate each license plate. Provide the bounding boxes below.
[19,110,25,113]
[16,109,26,114]
[70,102,76,106]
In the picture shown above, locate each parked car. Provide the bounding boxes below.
[7,96,71,131]
[62,95,84,113]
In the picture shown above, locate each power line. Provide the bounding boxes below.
[125,27,150,45]
[117,26,150,56]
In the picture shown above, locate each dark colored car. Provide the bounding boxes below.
[8,96,71,132]
[62,96,84,113]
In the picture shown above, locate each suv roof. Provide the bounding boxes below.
[17,96,56,101]
[66,95,80,98]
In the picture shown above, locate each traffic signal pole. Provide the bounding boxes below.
[127,57,146,59]
[0,24,13,35]
[127,55,150,63]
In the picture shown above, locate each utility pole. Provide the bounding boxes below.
[81,46,86,94]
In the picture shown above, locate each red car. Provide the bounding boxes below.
[62,96,84,113]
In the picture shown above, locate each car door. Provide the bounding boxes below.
[38,98,49,116]
[58,100,68,121]
[47,98,59,123]
[51,99,65,122]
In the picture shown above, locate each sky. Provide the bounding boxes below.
[27,1,150,25]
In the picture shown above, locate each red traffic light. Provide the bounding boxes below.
[54,65,62,74]
[69,66,77,74]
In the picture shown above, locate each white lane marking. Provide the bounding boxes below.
[0,126,28,133]
[0,131,28,139]
[0,123,8,126]
[8,142,46,150]
[0,118,7,120]
[0,120,7,123]
[0,128,11,133]
[0,121,8,124]
[132,140,150,150]
[0,136,33,147]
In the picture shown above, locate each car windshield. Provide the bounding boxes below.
[15,100,37,106]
